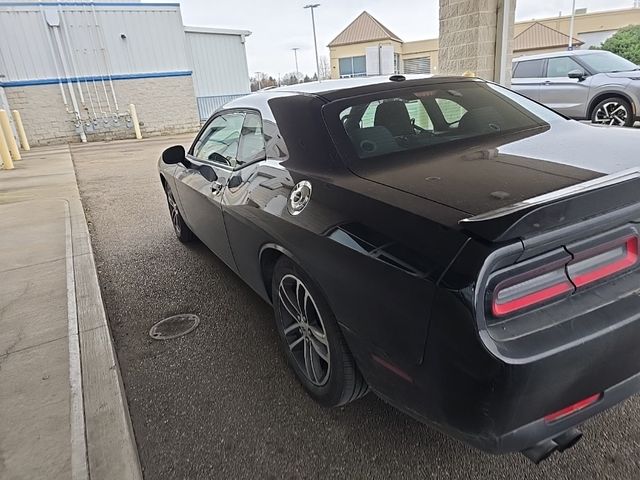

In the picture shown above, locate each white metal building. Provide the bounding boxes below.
[186,27,251,121]
[0,1,251,145]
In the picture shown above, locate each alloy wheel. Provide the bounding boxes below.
[593,101,629,126]
[277,274,330,386]
[167,189,181,236]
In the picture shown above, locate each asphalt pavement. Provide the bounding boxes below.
[72,135,640,479]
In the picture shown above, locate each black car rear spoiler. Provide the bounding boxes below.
[460,168,640,243]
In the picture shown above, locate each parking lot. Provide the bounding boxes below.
[72,135,640,480]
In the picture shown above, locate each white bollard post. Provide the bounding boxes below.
[0,126,15,170]
[129,104,142,140]
[11,110,30,151]
[0,109,21,160]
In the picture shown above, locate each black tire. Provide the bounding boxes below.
[591,97,634,127]
[165,185,195,243]
[272,256,369,407]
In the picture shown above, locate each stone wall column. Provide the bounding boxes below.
[439,0,516,86]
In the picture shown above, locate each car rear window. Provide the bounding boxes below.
[325,80,562,161]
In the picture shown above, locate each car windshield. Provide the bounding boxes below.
[327,80,563,161]
[578,51,638,73]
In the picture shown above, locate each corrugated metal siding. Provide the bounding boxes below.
[185,31,250,98]
[196,94,248,121]
[0,3,189,82]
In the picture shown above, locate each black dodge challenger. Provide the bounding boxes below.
[158,75,640,463]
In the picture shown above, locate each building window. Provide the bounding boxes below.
[339,56,366,78]
[403,57,431,74]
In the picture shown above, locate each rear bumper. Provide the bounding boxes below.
[346,280,640,455]
[491,368,640,453]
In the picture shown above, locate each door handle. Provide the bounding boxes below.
[543,80,551,85]
[211,180,224,194]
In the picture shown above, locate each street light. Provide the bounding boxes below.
[304,4,321,82]
[292,47,300,78]
[568,0,576,50]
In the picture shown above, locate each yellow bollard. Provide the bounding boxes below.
[0,109,20,161]
[11,110,30,151]
[129,104,142,140]
[0,125,14,170]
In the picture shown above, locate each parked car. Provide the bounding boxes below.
[158,75,640,464]
[512,50,640,126]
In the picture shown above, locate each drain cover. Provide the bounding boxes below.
[149,314,200,340]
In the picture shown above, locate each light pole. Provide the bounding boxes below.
[568,0,576,50]
[292,47,300,78]
[304,4,321,82]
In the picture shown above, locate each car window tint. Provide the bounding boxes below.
[331,81,559,161]
[193,112,245,166]
[361,101,381,127]
[237,112,266,166]
[405,99,433,130]
[547,57,581,77]
[513,59,545,78]
[435,98,467,125]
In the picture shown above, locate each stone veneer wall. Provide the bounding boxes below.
[4,75,201,146]
[438,0,516,82]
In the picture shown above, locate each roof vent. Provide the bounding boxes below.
[389,75,406,82]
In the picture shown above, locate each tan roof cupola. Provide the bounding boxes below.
[328,11,403,47]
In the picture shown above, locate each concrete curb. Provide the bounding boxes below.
[67,155,143,479]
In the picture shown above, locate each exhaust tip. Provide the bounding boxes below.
[553,427,583,453]
[521,427,584,464]
[522,439,558,464]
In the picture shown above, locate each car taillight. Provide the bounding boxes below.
[492,267,573,317]
[489,233,639,319]
[567,236,638,288]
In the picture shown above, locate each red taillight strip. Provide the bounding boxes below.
[492,281,573,317]
[569,237,638,288]
[544,393,602,423]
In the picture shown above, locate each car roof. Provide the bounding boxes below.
[512,49,611,62]
[224,74,482,114]
[271,74,433,94]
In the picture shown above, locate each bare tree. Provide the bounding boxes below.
[318,56,331,80]
[250,72,277,91]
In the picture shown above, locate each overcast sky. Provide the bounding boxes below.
[170,0,634,77]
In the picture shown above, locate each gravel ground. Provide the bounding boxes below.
[72,135,640,479]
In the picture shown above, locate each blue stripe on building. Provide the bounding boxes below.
[0,70,193,88]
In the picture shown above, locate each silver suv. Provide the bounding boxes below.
[512,50,640,127]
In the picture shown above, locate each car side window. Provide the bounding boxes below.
[193,112,245,166]
[404,99,433,130]
[513,59,545,78]
[546,57,582,77]
[435,98,467,126]
[237,112,266,166]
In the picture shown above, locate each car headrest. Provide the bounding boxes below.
[374,101,415,137]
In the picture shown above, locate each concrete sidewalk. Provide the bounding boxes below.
[0,148,142,479]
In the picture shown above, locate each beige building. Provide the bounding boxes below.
[328,7,640,79]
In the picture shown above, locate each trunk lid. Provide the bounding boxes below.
[351,121,639,216]
[350,121,640,240]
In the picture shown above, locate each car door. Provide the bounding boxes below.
[511,59,546,102]
[539,56,591,118]
[173,111,245,268]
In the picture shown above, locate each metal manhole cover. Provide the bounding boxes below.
[149,314,200,340]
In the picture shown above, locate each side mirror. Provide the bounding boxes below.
[568,69,587,80]
[161,145,186,165]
